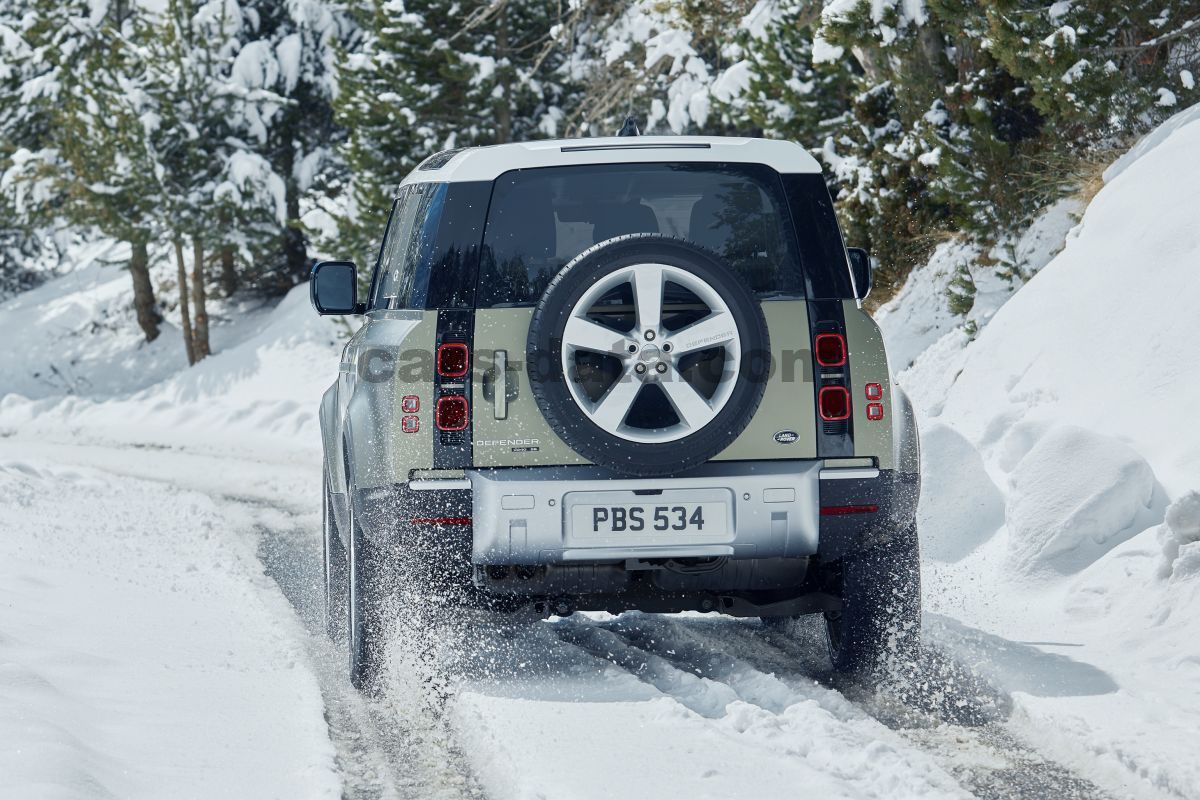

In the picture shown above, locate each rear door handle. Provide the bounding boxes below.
[494,350,508,419]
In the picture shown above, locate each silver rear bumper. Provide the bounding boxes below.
[468,461,821,564]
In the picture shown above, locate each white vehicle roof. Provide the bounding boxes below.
[398,136,821,188]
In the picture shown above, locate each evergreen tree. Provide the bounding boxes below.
[333,0,575,266]
[21,0,165,341]
[0,1,76,297]
[731,0,855,145]
[227,0,351,291]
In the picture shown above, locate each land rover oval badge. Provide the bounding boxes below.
[774,430,799,445]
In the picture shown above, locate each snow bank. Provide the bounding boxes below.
[0,241,185,399]
[0,453,339,799]
[875,196,1081,372]
[1159,491,1200,579]
[918,108,1200,496]
[885,102,1200,797]
[1005,425,1163,576]
[0,277,345,458]
[917,423,1004,563]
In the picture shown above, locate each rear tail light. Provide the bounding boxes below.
[866,402,884,421]
[402,395,420,413]
[865,383,882,401]
[401,415,420,433]
[814,333,847,367]
[435,395,469,431]
[818,386,851,421]
[437,343,469,378]
[820,504,878,516]
[411,516,472,526]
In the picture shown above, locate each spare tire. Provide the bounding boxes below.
[527,234,769,477]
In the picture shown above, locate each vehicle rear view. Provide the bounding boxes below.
[310,135,922,690]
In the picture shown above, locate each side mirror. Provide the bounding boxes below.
[846,247,872,301]
[310,260,362,315]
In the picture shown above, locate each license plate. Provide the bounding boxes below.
[566,501,724,537]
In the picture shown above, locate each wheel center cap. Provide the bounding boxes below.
[637,344,662,363]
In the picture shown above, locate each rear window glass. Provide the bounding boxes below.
[370,182,446,310]
[477,163,805,307]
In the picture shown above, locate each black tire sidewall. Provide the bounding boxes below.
[825,525,922,675]
[347,489,385,692]
[322,468,348,642]
[527,235,770,477]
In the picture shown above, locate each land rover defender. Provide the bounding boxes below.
[311,134,922,690]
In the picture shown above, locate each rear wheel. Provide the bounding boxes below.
[321,469,348,642]
[347,500,388,692]
[824,524,922,676]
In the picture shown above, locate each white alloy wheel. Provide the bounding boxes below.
[560,262,742,443]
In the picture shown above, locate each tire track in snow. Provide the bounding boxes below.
[234,496,484,800]
[552,616,969,799]
[645,614,1116,800]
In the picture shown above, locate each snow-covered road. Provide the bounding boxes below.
[0,436,1127,800]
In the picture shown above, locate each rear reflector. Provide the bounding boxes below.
[402,395,420,413]
[435,395,469,430]
[401,415,420,433]
[866,402,884,421]
[865,383,882,400]
[411,516,472,526]
[818,385,851,421]
[437,343,470,378]
[820,505,879,516]
[814,333,847,367]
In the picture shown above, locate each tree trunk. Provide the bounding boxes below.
[174,238,196,366]
[218,208,237,297]
[850,45,884,85]
[220,244,237,298]
[495,3,512,144]
[280,133,308,285]
[191,238,211,361]
[128,239,161,342]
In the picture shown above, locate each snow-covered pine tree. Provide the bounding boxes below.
[225,0,352,291]
[333,0,576,267]
[983,0,1200,134]
[0,1,57,297]
[724,0,855,145]
[799,1,954,294]
[10,0,166,341]
[557,0,753,136]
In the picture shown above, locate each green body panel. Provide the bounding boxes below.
[712,300,816,460]
[469,300,818,468]
[366,301,896,479]
[471,308,590,468]
[842,300,895,471]
[347,310,438,490]
[387,310,439,478]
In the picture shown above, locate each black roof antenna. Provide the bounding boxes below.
[616,117,640,137]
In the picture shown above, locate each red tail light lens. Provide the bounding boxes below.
[865,383,882,401]
[401,415,420,433]
[814,333,847,367]
[818,386,851,421]
[435,395,468,431]
[866,402,884,421]
[401,395,420,413]
[437,343,469,378]
[820,504,878,516]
